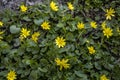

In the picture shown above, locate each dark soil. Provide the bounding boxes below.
[0,0,42,11]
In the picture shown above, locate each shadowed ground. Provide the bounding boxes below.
[0,0,42,11]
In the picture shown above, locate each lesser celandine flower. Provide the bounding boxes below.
[0,21,3,27]
[20,28,30,41]
[90,21,97,29]
[103,27,113,38]
[20,5,28,12]
[31,32,40,43]
[55,36,66,48]
[88,46,95,54]
[7,70,17,80]
[100,75,109,80]
[55,58,70,70]
[67,2,74,10]
[105,8,115,20]
[101,21,106,29]
[77,22,85,29]
[41,21,51,30]
[50,1,58,11]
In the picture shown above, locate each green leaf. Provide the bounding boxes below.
[38,67,48,73]
[13,38,20,48]
[66,32,75,41]
[23,16,31,21]
[26,39,37,47]
[10,25,20,34]
[22,59,31,65]
[74,71,88,79]
[57,23,64,28]
[34,19,43,25]
[94,62,101,70]
[29,70,38,80]
[0,71,7,77]
[84,62,93,69]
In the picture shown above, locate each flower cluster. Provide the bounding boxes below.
[88,46,96,54]
[67,2,74,10]
[50,1,58,11]
[103,27,113,38]
[100,75,109,80]
[105,8,115,20]
[90,21,97,29]
[31,32,40,43]
[55,58,70,70]
[55,36,66,48]
[1,1,119,79]
[20,28,30,41]
[7,70,17,80]
[41,21,51,30]
[77,22,85,30]
[20,5,28,12]
[50,1,74,11]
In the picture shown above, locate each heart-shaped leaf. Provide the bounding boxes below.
[34,19,43,25]
[10,25,20,34]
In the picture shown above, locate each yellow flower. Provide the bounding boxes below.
[50,1,58,11]
[55,58,70,70]
[90,21,97,29]
[0,31,4,41]
[20,5,28,12]
[31,32,40,43]
[20,28,30,41]
[0,21,3,27]
[105,8,115,20]
[67,2,74,10]
[55,36,66,48]
[100,75,109,80]
[103,27,113,38]
[41,21,51,30]
[77,22,85,29]
[88,46,95,54]
[7,70,17,80]
[101,21,106,29]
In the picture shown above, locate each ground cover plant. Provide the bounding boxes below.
[0,0,120,80]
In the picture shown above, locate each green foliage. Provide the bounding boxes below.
[0,0,120,80]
